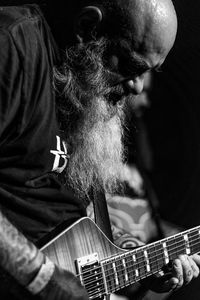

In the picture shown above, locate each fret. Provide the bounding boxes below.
[125,253,135,282]
[176,235,185,255]
[183,234,191,255]
[135,250,147,279]
[162,242,169,264]
[188,229,200,254]
[147,244,159,273]
[154,242,165,270]
[103,260,117,294]
[102,253,140,294]
[115,256,126,287]
[113,261,119,286]
[166,237,177,260]
[101,261,108,295]
[144,250,150,272]
[122,257,129,282]
[133,253,139,278]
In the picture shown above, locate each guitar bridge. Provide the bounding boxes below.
[76,253,105,299]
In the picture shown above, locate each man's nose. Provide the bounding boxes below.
[124,76,144,95]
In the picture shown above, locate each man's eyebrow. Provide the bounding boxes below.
[116,42,151,74]
[128,53,150,74]
[131,52,150,68]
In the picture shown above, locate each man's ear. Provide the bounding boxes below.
[75,6,103,43]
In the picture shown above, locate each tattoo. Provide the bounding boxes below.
[0,211,44,285]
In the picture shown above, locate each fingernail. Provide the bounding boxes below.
[180,254,186,261]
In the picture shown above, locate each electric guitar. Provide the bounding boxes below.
[41,217,200,299]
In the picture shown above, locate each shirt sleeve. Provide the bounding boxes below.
[0,28,22,142]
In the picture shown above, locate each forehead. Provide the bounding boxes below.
[104,0,176,70]
[110,36,166,73]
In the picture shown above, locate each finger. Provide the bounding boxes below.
[191,253,200,267]
[179,255,193,285]
[172,257,184,288]
[148,273,178,293]
[188,256,200,278]
[163,277,179,292]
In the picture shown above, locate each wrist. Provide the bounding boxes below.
[22,251,45,286]
[26,256,55,295]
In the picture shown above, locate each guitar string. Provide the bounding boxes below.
[79,232,200,297]
[85,245,200,299]
[77,237,200,288]
[83,241,200,290]
[85,264,172,298]
[76,236,200,288]
[84,245,197,296]
[76,233,200,280]
[80,251,200,298]
[78,248,200,291]
[83,245,200,297]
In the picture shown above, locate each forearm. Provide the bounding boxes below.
[0,210,44,286]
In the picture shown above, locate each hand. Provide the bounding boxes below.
[36,264,89,300]
[142,254,200,293]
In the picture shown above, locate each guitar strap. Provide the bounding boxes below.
[91,187,113,243]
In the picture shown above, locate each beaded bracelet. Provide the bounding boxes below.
[26,256,55,295]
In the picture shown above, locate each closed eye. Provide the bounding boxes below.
[118,58,150,78]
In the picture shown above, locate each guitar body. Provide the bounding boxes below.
[41,217,126,275]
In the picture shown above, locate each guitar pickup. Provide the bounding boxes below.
[76,253,99,269]
[76,253,99,284]
[75,253,104,297]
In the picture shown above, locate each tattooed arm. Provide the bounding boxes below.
[0,211,44,286]
[0,212,44,286]
[0,211,88,300]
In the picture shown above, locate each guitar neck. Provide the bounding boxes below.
[98,225,200,296]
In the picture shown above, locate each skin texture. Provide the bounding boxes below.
[0,0,198,297]
[0,211,44,286]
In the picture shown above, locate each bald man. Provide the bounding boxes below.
[0,0,199,299]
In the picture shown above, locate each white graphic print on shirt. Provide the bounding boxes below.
[50,136,69,173]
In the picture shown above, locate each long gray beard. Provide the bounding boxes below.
[66,99,124,203]
[54,39,125,203]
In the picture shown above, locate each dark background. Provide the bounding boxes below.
[145,0,200,230]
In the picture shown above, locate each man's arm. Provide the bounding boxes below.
[0,210,44,286]
[0,209,89,300]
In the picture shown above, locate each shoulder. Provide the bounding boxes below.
[0,4,41,31]
[0,5,41,62]
[0,4,59,76]
[0,4,54,59]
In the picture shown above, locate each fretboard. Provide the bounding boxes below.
[101,225,200,295]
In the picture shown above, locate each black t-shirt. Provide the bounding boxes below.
[0,4,86,243]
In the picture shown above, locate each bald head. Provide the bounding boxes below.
[124,0,178,56]
[95,0,177,53]
[44,0,177,55]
